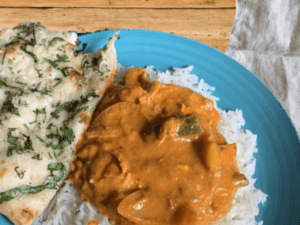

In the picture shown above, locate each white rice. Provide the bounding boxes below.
[33,64,267,225]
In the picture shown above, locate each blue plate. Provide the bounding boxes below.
[1,30,300,225]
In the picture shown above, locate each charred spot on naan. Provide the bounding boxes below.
[68,69,84,89]
[79,111,91,127]
[46,67,52,74]
[97,69,117,96]
[0,168,9,179]
[65,42,77,53]
[5,43,22,56]
[20,207,39,221]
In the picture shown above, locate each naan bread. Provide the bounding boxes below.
[0,21,118,225]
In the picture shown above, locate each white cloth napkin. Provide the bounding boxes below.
[225,0,300,136]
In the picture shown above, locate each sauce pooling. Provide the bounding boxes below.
[69,68,249,225]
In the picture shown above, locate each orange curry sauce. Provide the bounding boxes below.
[69,68,249,225]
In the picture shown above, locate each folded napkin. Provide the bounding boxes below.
[226,0,300,136]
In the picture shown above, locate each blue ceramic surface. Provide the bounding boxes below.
[1,30,299,225]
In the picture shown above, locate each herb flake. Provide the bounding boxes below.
[14,167,25,179]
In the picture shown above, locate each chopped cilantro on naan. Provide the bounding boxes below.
[0,21,118,225]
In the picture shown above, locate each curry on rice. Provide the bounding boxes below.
[69,67,249,225]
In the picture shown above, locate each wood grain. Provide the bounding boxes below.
[0,0,235,9]
[0,8,235,52]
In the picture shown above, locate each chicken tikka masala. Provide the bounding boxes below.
[69,67,249,225]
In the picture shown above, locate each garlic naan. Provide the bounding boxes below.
[0,21,118,225]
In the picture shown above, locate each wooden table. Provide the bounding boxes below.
[0,0,236,53]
